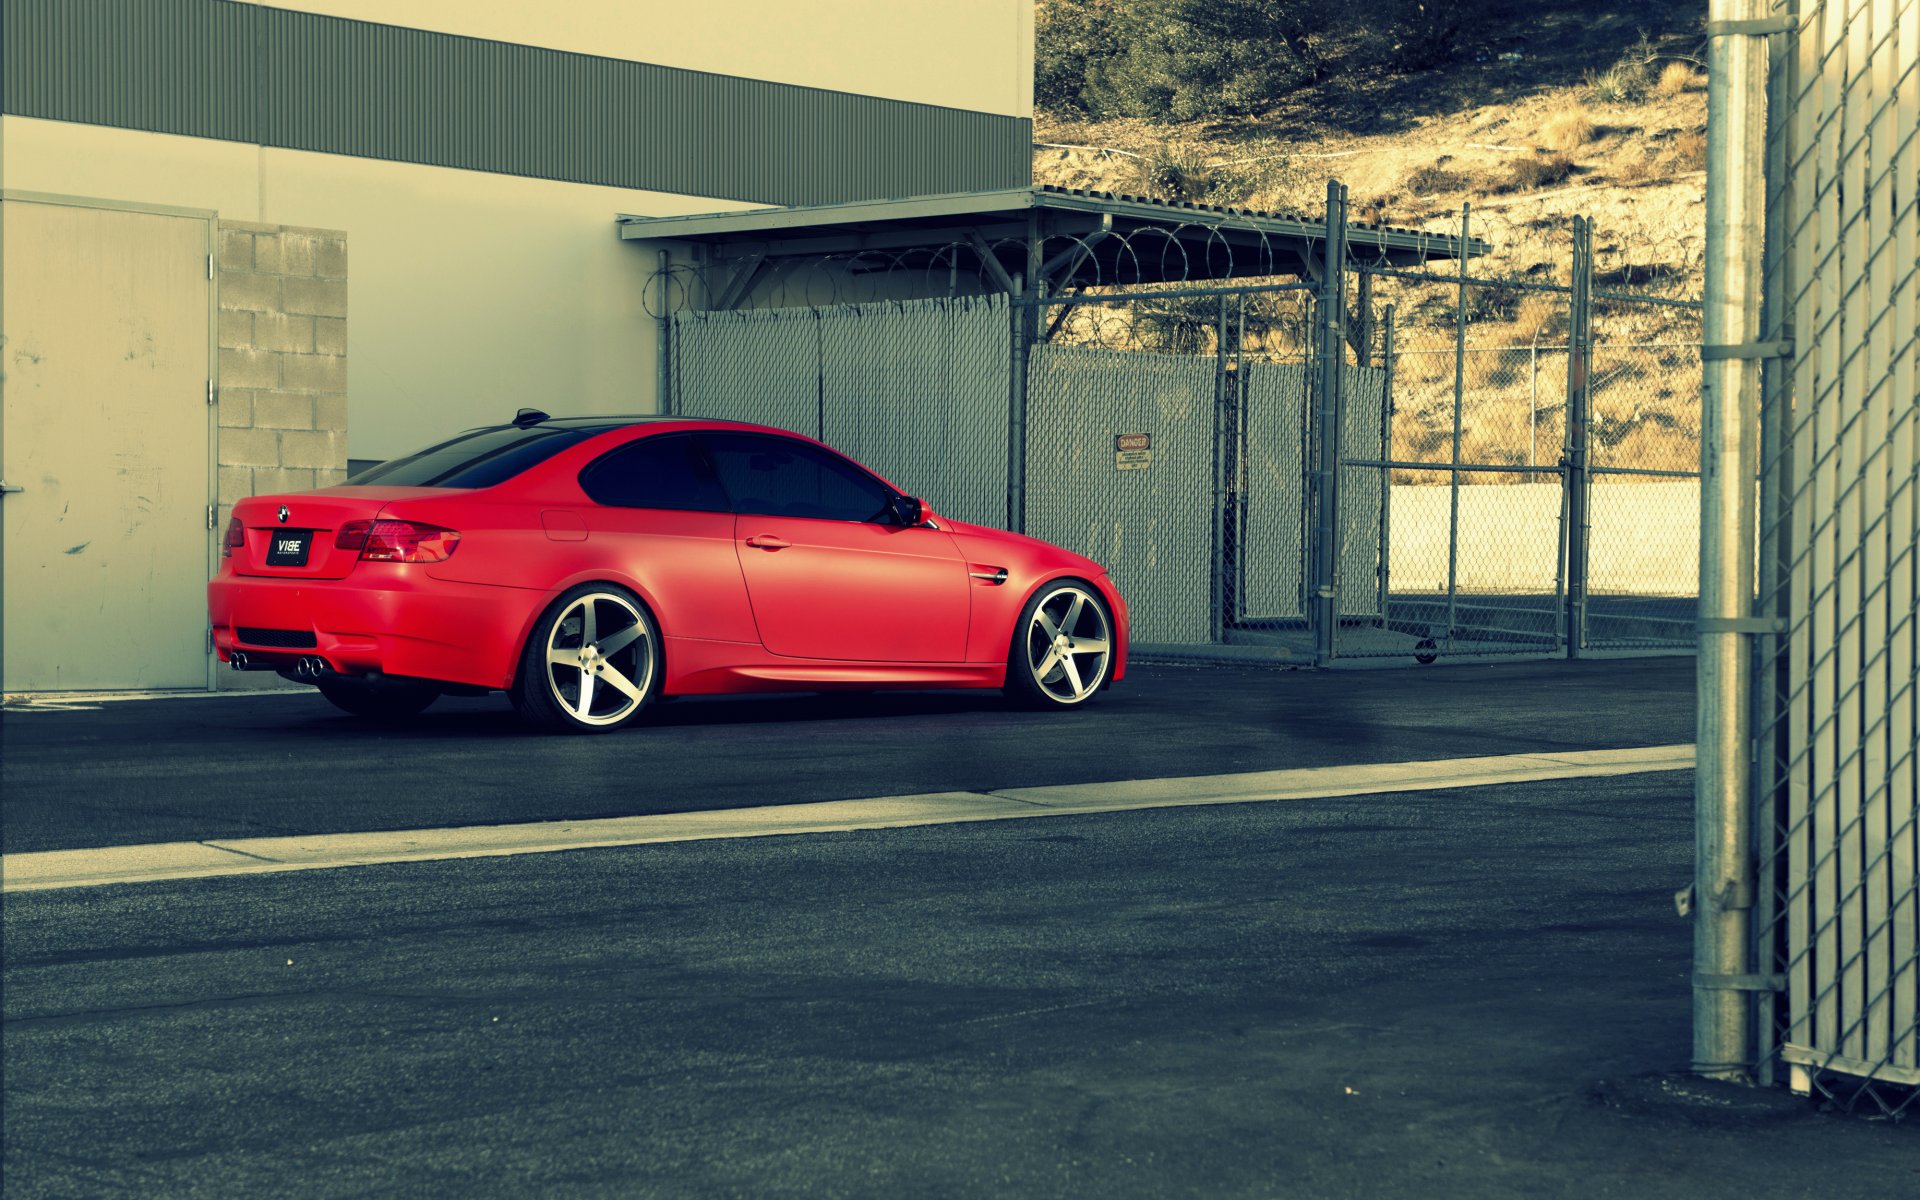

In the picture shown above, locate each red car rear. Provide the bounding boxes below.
[209,414,1128,731]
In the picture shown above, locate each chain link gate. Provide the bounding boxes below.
[1340,207,1706,664]
[1735,0,1919,1116]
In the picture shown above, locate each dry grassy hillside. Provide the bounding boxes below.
[1033,3,1711,478]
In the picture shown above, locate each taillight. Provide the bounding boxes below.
[335,520,460,563]
[222,516,244,557]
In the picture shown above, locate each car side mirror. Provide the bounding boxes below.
[888,494,925,527]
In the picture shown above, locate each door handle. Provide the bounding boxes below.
[744,534,791,551]
[0,481,22,496]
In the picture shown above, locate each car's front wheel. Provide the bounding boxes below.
[1005,580,1113,709]
[511,584,660,733]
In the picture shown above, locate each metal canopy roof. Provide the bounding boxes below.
[617,184,1487,289]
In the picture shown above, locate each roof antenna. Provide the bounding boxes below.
[512,408,550,427]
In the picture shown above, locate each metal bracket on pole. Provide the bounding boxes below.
[1701,340,1795,361]
[1705,16,1798,35]
[967,232,1019,296]
[1698,616,1786,634]
[1692,973,1787,992]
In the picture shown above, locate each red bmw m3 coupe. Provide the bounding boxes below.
[209,413,1128,732]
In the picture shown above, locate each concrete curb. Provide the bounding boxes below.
[2,744,1695,892]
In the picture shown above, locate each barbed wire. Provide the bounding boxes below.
[642,196,1701,325]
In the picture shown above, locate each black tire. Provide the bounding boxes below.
[316,679,439,719]
[510,583,661,734]
[1004,578,1115,711]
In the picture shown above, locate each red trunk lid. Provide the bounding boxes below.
[228,487,443,580]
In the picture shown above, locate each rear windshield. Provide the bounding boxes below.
[348,426,601,488]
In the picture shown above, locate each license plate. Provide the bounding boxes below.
[266,530,312,567]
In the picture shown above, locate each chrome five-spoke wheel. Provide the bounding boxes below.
[515,585,658,732]
[1009,583,1112,708]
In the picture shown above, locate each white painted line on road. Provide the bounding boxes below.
[1,745,1695,893]
[3,687,309,711]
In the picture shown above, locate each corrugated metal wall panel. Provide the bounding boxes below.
[3,0,256,143]
[3,0,1030,207]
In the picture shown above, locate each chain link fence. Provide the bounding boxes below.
[654,194,1703,667]
[1741,0,1918,1118]
[1026,341,1218,644]
[671,295,1012,530]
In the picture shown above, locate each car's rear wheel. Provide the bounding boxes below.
[511,584,659,733]
[1005,580,1113,710]
[316,678,439,719]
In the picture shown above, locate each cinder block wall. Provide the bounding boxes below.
[214,221,348,516]
[212,220,347,690]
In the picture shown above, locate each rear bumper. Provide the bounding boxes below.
[208,567,533,690]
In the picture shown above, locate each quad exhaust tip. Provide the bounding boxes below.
[229,651,250,670]
[293,655,329,678]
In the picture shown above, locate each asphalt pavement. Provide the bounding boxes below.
[15,654,1904,1198]
[1,656,1696,854]
[6,773,1912,1198]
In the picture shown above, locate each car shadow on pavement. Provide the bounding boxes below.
[285,688,1031,739]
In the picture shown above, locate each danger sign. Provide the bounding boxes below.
[1115,432,1152,471]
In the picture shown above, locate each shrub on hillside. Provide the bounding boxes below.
[1133,142,1225,202]
[1035,0,1125,112]
[1671,131,1707,171]
[1034,0,1502,118]
[1655,61,1700,97]
[1081,0,1326,120]
[1497,153,1577,193]
[1357,0,1485,72]
[1130,141,1307,208]
[1583,32,1659,103]
[1541,104,1597,151]
[1406,163,1471,196]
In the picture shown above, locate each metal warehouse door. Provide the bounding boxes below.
[1,199,212,690]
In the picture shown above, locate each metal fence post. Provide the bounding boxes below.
[1445,204,1470,647]
[1008,271,1029,533]
[656,248,673,415]
[1750,0,1801,1093]
[1693,0,1771,1085]
[1311,181,1349,666]
[1211,294,1230,644]
[1564,217,1594,659]
[1379,304,1396,620]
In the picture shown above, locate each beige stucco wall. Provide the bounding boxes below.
[3,115,758,461]
[238,0,1035,117]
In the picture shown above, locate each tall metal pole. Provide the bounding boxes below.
[1211,295,1230,644]
[1379,304,1396,621]
[1007,269,1029,533]
[656,248,673,415]
[1005,214,1047,535]
[1564,217,1594,658]
[1693,0,1771,1085]
[1445,204,1470,645]
[1311,181,1349,666]
[1529,331,1540,468]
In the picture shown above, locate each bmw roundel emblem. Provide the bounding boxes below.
[278,505,290,523]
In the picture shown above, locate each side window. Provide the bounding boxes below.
[703,434,894,523]
[578,435,731,512]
